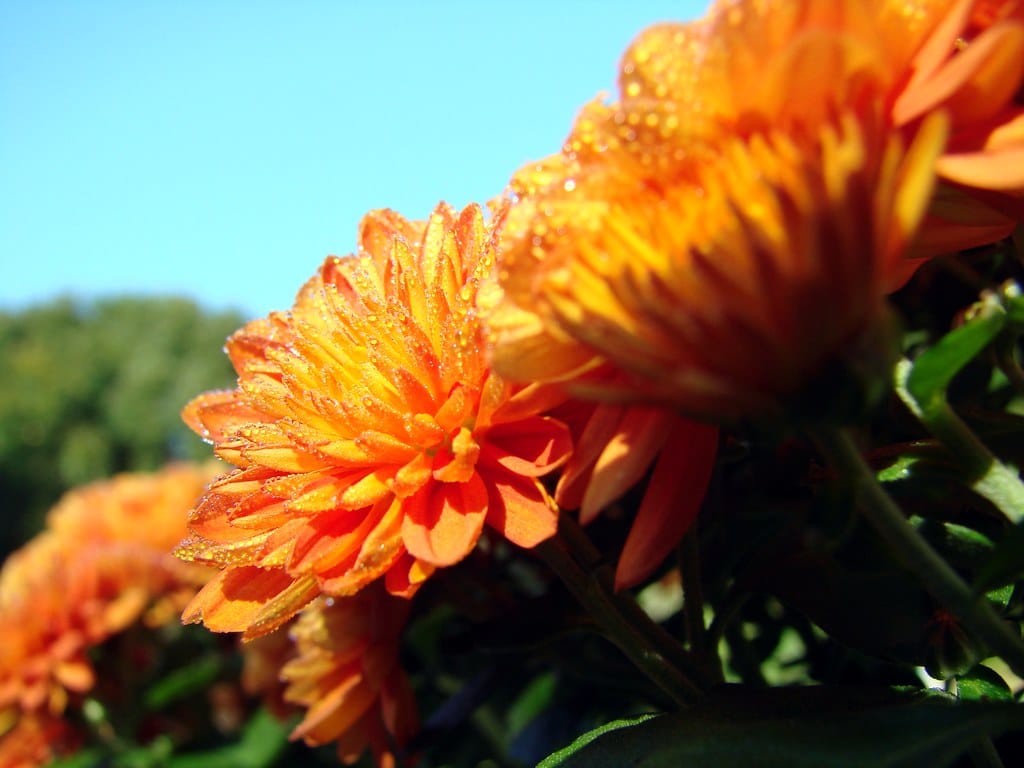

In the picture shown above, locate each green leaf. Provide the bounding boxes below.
[877,455,919,483]
[507,673,558,737]
[535,688,1024,768]
[915,520,995,574]
[536,715,656,768]
[906,297,1006,410]
[46,750,105,768]
[144,654,223,711]
[168,709,291,768]
[974,521,1024,591]
[958,665,1013,702]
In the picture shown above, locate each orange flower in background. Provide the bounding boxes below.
[178,203,572,638]
[43,462,222,558]
[0,710,79,768]
[490,0,969,420]
[280,588,417,768]
[0,465,217,725]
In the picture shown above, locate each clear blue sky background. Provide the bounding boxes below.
[1,1,704,321]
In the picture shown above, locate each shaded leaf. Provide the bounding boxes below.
[537,688,1024,768]
[507,672,558,737]
[958,665,1013,702]
[537,715,656,768]
[144,654,224,711]
[906,297,1005,409]
[974,521,1024,591]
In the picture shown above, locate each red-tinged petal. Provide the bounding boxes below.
[289,508,379,574]
[555,402,626,511]
[380,670,419,747]
[348,499,406,579]
[433,385,472,434]
[182,567,311,635]
[898,17,1024,125]
[183,390,267,443]
[400,475,488,566]
[937,145,1024,189]
[480,416,572,477]
[432,427,480,483]
[228,494,292,529]
[615,421,719,590]
[941,22,1024,122]
[391,452,434,498]
[315,502,405,596]
[484,470,558,549]
[188,487,266,540]
[580,407,675,524]
[897,0,989,122]
[333,712,373,763]
[489,382,569,426]
[384,552,434,598]
[245,575,323,640]
[291,674,376,745]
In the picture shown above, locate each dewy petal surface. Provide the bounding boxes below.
[486,0,1024,586]
[491,0,988,418]
[178,203,573,636]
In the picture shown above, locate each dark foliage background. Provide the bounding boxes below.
[0,296,244,553]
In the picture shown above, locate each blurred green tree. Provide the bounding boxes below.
[0,296,244,553]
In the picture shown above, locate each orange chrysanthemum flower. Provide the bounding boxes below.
[489,0,972,419]
[280,588,417,768]
[482,1,1023,583]
[0,464,217,721]
[0,710,79,768]
[178,203,572,638]
[611,0,1024,253]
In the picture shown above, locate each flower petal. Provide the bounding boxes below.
[480,416,573,477]
[615,421,719,590]
[484,470,558,549]
[181,567,318,638]
[581,407,675,524]
[400,475,488,566]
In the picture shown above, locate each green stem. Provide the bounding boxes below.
[537,516,711,706]
[896,358,1024,523]
[680,528,721,683]
[812,427,1024,680]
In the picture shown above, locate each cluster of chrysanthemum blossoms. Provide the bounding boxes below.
[0,464,220,766]
[173,0,1024,764]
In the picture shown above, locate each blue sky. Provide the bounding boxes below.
[1,1,704,320]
